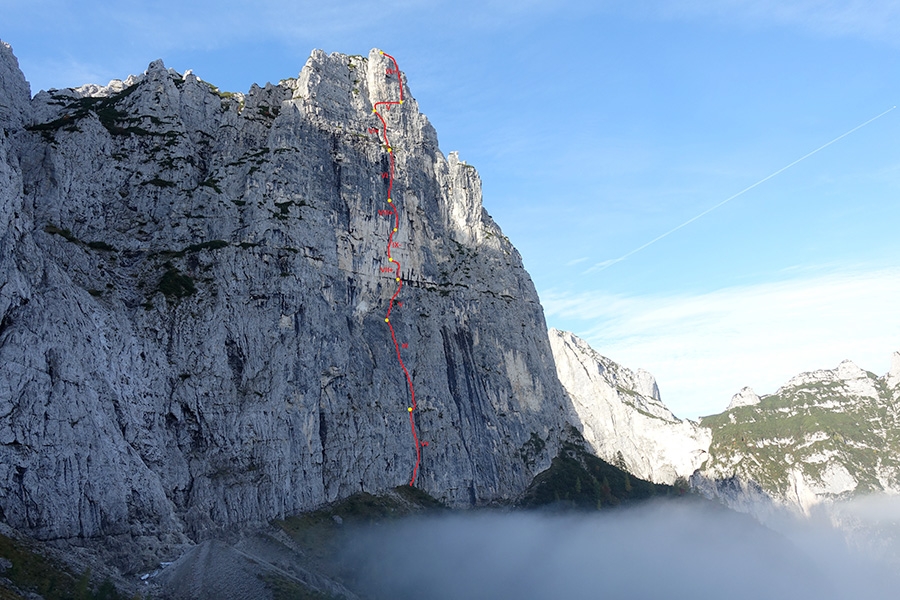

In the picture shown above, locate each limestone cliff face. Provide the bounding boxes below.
[0,43,569,559]
[548,329,710,484]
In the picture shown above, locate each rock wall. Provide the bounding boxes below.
[548,329,710,484]
[0,43,571,562]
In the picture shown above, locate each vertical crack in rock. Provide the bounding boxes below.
[225,337,245,388]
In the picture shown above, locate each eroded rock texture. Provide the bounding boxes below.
[0,43,570,562]
[549,329,710,484]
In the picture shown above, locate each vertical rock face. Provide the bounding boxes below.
[0,41,30,252]
[547,329,711,484]
[0,41,30,129]
[0,43,570,557]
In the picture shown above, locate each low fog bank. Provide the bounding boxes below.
[822,494,900,572]
[339,499,899,600]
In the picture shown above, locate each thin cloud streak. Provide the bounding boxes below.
[565,257,589,267]
[581,106,897,275]
[21,56,115,93]
[543,267,900,418]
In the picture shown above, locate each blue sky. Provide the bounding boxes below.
[3,0,899,418]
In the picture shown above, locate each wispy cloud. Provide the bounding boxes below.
[583,258,621,273]
[6,0,592,93]
[543,266,900,418]
[20,56,118,93]
[565,257,589,267]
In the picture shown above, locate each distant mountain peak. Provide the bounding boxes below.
[701,349,900,515]
[887,351,900,389]
[775,357,881,401]
[726,386,760,411]
[836,358,866,381]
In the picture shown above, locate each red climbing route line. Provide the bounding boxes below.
[372,51,422,486]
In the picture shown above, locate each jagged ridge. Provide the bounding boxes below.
[701,355,900,513]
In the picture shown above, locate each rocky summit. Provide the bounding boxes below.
[0,41,573,570]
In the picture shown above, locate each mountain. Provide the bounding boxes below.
[726,386,761,410]
[699,354,900,515]
[4,35,898,596]
[548,329,710,484]
[0,40,574,573]
[548,327,900,520]
[550,329,900,575]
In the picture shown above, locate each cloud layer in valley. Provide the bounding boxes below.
[339,499,900,600]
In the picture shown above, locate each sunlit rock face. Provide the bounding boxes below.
[0,42,572,558]
[726,386,760,411]
[548,329,711,484]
